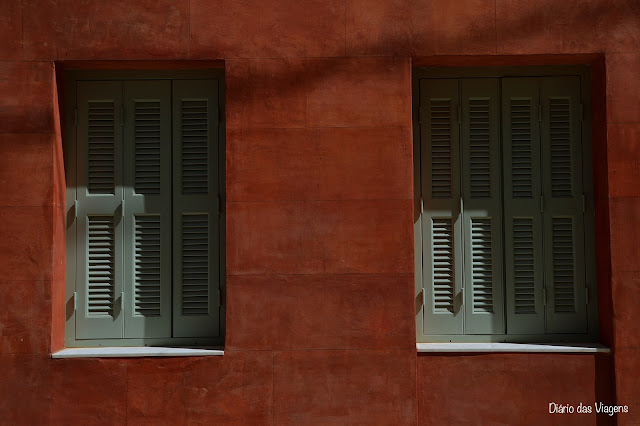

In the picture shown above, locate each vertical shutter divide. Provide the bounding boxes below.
[172,80,221,339]
[460,78,504,335]
[75,81,124,340]
[502,78,546,335]
[122,80,172,339]
[541,76,587,334]
[419,79,464,335]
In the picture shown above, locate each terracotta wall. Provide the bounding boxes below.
[0,0,638,424]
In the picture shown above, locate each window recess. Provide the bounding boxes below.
[64,70,224,348]
[414,67,596,343]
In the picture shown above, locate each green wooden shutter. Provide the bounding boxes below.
[75,81,125,339]
[172,80,221,338]
[420,79,464,335]
[541,76,588,334]
[502,78,546,335]
[460,78,504,334]
[122,80,172,338]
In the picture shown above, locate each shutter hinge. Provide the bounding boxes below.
[74,108,78,126]
[582,194,586,213]
[460,287,464,306]
[457,104,462,124]
[121,199,125,218]
[538,104,543,122]
[422,288,426,308]
[542,287,548,306]
[74,199,78,219]
[73,291,77,311]
[120,291,124,309]
[420,197,424,214]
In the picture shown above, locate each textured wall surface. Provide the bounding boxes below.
[1,0,639,424]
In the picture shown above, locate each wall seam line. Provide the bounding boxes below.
[415,350,419,425]
[0,131,56,135]
[20,0,24,60]
[494,0,498,54]
[226,272,413,278]
[226,198,414,203]
[343,0,347,57]
[226,125,412,130]
[225,347,416,352]
[122,362,128,423]
[227,272,415,277]
[271,350,275,425]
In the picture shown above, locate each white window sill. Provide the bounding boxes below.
[51,347,224,358]
[416,343,610,353]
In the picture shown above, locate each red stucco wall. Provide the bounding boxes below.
[1,0,639,424]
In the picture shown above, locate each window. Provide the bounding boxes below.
[414,67,597,343]
[64,70,224,347]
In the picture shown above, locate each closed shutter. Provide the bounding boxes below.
[502,78,545,334]
[460,78,504,334]
[541,76,587,333]
[122,81,173,338]
[75,81,125,339]
[172,80,221,338]
[420,79,464,335]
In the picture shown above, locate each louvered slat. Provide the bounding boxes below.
[541,76,588,334]
[513,218,536,313]
[182,100,209,195]
[172,80,220,338]
[135,101,161,195]
[87,216,115,316]
[510,99,533,198]
[122,80,172,339]
[471,218,493,313]
[550,98,573,197]
[432,218,454,313]
[502,79,544,334]
[461,79,504,334]
[134,216,161,317]
[430,100,452,198]
[88,102,115,194]
[552,217,575,313]
[469,99,491,198]
[182,214,209,316]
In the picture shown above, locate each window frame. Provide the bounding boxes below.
[413,65,599,343]
[63,69,226,348]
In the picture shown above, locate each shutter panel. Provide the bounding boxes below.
[460,78,504,334]
[419,79,464,335]
[172,80,221,338]
[75,81,124,339]
[502,78,546,334]
[541,76,587,333]
[122,81,172,338]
